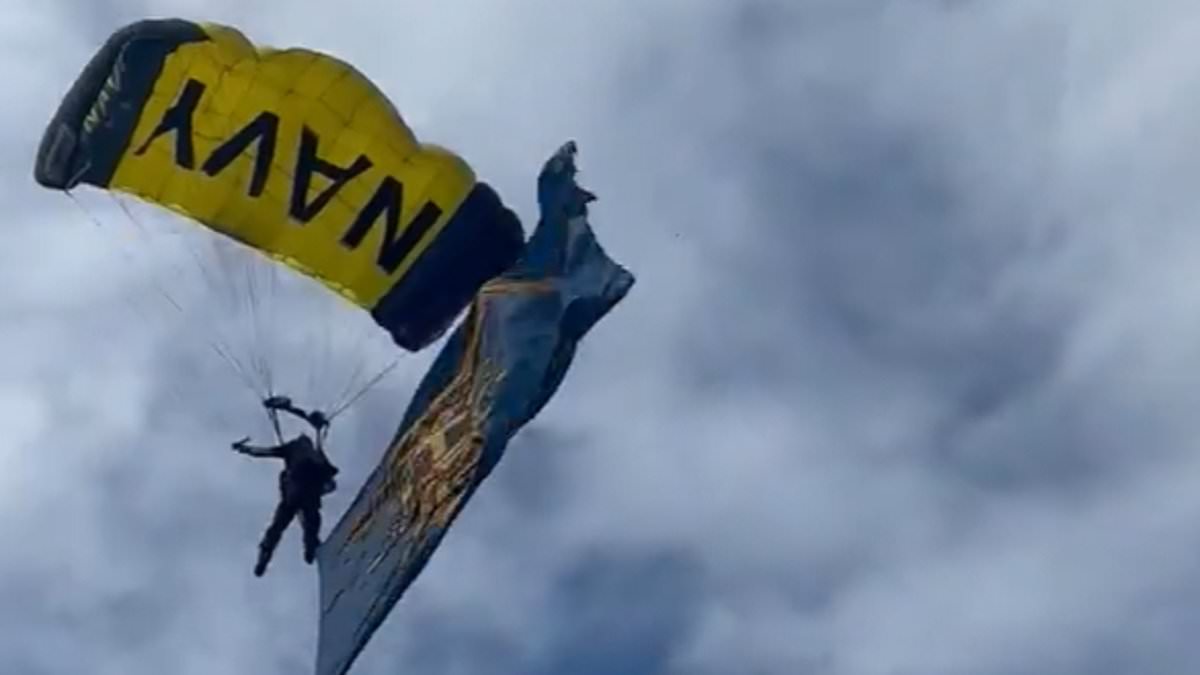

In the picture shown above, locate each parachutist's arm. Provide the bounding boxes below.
[279,403,331,432]
[276,404,311,422]
[264,396,328,430]
[264,396,304,417]
[265,397,314,422]
[232,438,286,458]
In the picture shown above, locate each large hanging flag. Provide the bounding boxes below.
[314,142,634,675]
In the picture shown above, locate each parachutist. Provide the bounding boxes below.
[233,402,339,576]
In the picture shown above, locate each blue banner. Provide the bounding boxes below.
[314,142,635,675]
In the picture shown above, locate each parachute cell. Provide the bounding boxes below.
[35,19,524,350]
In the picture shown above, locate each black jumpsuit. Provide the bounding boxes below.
[241,434,339,576]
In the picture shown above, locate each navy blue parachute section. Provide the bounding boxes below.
[314,142,634,675]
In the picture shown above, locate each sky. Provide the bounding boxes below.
[3,0,1200,673]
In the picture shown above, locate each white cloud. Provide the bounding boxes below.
[6,1,1200,674]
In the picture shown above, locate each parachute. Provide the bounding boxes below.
[34,18,524,351]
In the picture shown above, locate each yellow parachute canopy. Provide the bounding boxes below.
[36,19,523,350]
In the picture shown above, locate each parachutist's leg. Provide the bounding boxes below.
[300,501,322,564]
[255,499,298,576]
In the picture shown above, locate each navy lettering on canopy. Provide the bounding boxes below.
[341,176,444,274]
[134,78,204,167]
[201,111,279,197]
[136,77,448,275]
[290,126,373,223]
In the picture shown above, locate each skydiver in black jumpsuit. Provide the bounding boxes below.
[232,396,340,577]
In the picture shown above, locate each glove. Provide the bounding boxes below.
[231,436,250,450]
[263,395,292,410]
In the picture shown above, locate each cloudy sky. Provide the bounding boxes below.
[4,0,1200,673]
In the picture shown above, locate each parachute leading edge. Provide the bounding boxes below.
[315,142,634,675]
[35,19,524,350]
